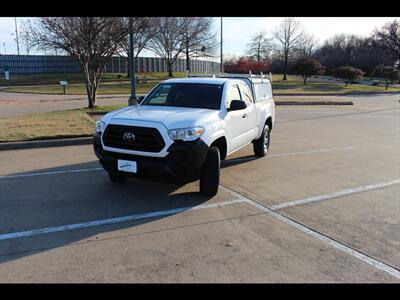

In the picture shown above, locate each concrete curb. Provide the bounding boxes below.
[0,136,93,151]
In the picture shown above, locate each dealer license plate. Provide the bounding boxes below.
[117,159,137,173]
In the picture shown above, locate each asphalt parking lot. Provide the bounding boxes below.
[0,95,399,283]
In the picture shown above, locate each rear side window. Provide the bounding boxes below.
[254,82,272,102]
[239,82,253,105]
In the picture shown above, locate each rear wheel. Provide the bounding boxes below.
[200,147,220,197]
[253,124,270,157]
[108,171,127,183]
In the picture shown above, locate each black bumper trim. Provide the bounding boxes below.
[94,133,209,184]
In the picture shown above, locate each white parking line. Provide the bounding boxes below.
[0,146,355,179]
[270,179,400,210]
[226,146,354,163]
[0,167,103,179]
[0,199,246,241]
[219,185,400,279]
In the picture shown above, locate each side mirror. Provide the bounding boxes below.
[228,100,247,111]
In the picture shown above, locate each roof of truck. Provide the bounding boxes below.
[163,77,234,85]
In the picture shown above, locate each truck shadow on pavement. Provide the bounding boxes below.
[0,155,259,265]
[0,161,211,265]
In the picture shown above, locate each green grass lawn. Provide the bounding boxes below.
[0,72,189,87]
[0,105,127,142]
[2,81,156,95]
[3,73,399,95]
[271,74,400,94]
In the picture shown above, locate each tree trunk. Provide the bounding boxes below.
[82,62,100,109]
[385,82,389,90]
[185,43,190,73]
[283,54,288,81]
[345,80,348,87]
[303,76,307,85]
[167,63,173,77]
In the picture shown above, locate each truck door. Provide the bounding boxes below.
[225,83,250,152]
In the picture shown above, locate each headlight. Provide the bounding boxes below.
[96,120,106,133]
[168,127,204,141]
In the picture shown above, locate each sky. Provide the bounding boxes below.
[0,17,397,58]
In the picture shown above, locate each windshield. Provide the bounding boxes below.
[142,83,223,110]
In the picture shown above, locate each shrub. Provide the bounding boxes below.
[332,66,364,86]
[291,57,325,85]
[224,57,271,74]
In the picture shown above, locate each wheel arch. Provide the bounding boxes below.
[210,136,227,160]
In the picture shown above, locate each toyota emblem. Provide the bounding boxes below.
[122,132,136,142]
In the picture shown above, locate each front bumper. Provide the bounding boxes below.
[94,132,209,184]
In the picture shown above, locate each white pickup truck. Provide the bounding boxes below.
[93,73,275,196]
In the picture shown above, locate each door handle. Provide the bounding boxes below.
[242,113,247,118]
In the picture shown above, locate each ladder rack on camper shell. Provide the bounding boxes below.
[187,72,273,83]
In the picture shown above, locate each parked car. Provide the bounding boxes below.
[93,73,276,196]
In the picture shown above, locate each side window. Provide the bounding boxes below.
[226,84,242,108]
[146,84,171,104]
[239,83,253,105]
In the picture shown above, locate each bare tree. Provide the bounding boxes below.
[19,19,35,55]
[314,34,394,75]
[295,33,318,57]
[147,17,185,77]
[180,17,216,73]
[118,17,157,77]
[246,31,272,63]
[27,17,129,108]
[374,19,400,67]
[273,18,305,80]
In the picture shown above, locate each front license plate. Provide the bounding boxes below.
[117,159,137,173]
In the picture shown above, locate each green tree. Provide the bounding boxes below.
[292,57,325,85]
[332,66,363,87]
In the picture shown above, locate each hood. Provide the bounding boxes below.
[103,104,220,130]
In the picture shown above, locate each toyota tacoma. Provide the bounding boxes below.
[93,73,275,196]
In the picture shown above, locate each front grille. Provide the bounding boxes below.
[102,124,165,152]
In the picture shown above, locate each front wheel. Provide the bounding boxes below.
[253,124,270,157]
[200,147,220,197]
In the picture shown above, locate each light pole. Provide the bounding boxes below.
[14,17,20,55]
[220,17,223,73]
[128,18,137,105]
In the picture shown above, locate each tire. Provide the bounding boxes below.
[253,124,270,157]
[108,171,127,183]
[200,146,220,197]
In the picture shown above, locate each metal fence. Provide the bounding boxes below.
[0,54,220,74]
